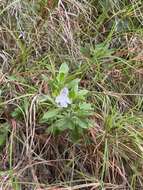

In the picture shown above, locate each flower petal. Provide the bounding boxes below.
[55,87,71,108]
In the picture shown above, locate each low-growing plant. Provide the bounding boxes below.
[39,63,93,139]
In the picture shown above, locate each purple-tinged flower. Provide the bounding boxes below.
[55,87,71,108]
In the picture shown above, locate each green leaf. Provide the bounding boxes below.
[67,78,80,89]
[79,103,93,111]
[69,90,76,99]
[59,63,69,75]
[78,89,88,96]
[76,118,89,129]
[56,63,69,83]
[57,72,65,83]
[77,90,88,100]
[48,117,74,132]
[41,109,59,122]
[77,110,93,117]
[38,95,55,105]
[56,118,73,131]
[56,119,68,131]
[62,118,74,130]
[91,43,114,60]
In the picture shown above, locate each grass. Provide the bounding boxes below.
[0,0,143,189]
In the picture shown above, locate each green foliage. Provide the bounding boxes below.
[91,43,114,61]
[40,63,93,138]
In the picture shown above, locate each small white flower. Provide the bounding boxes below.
[55,87,71,108]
